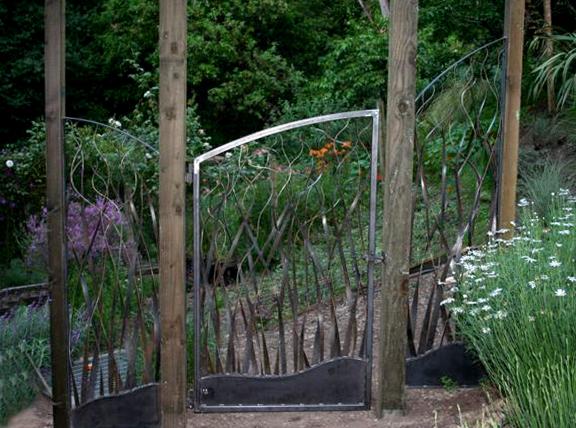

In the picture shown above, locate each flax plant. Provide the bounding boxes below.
[449,188,576,427]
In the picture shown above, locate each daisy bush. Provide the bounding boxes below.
[449,188,576,427]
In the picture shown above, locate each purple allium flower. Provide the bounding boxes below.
[25,197,130,270]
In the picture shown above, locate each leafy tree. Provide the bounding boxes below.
[0,1,44,146]
[419,0,505,45]
[187,0,355,143]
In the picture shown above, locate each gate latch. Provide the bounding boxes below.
[362,253,385,264]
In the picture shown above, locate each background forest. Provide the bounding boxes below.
[1,0,575,267]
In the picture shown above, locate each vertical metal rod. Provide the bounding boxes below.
[159,0,187,426]
[193,159,201,410]
[364,109,380,406]
[498,0,525,237]
[45,0,70,427]
[376,0,418,417]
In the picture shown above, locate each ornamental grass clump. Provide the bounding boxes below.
[449,188,576,428]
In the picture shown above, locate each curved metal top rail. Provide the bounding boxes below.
[415,37,506,103]
[64,116,159,155]
[194,109,379,170]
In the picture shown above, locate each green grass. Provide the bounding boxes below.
[451,188,576,427]
[518,155,576,224]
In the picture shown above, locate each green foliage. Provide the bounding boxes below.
[310,18,389,107]
[440,375,458,392]
[518,156,576,223]
[1,0,512,151]
[0,0,44,145]
[0,303,89,424]
[0,259,45,289]
[419,119,496,176]
[520,111,576,150]
[419,0,504,46]
[452,189,576,428]
[417,30,468,91]
[94,0,158,74]
[188,0,305,142]
[533,32,576,109]
[278,11,479,125]
[0,304,51,425]
[0,121,49,263]
[0,94,210,266]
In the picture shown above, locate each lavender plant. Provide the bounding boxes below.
[0,302,50,424]
[449,188,576,427]
[0,301,88,424]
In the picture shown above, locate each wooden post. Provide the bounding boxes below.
[45,0,70,427]
[498,0,525,236]
[376,0,418,418]
[159,0,187,427]
[543,0,555,114]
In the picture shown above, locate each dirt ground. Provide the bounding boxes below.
[6,387,503,428]
[5,273,506,428]
[6,295,502,428]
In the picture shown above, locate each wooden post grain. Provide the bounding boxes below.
[498,0,525,237]
[376,0,418,418]
[543,0,555,114]
[45,0,70,427]
[159,0,187,427]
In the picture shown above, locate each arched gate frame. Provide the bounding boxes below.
[193,110,380,411]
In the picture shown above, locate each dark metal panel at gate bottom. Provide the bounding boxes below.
[196,357,368,412]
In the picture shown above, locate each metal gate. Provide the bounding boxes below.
[193,110,380,411]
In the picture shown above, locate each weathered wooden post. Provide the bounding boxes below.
[45,0,71,427]
[159,0,187,427]
[498,0,526,236]
[376,0,418,417]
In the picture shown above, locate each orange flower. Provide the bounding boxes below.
[310,140,353,163]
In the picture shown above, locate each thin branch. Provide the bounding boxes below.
[357,0,375,25]
[378,0,389,17]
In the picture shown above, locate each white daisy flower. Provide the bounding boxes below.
[440,297,455,306]
[494,310,507,319]
[555,289,567,297]
[517,198,530,207]
[490,288,502,297]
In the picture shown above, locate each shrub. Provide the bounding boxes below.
[450,188,576,427]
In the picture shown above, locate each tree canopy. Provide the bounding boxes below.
[1,0,575,148]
